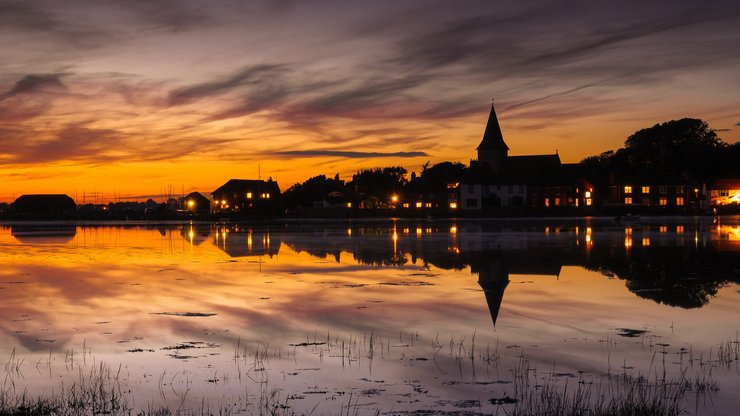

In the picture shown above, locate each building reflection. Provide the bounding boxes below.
[174,221,740,327]
[210,224,281,258]
[10,224,77,243]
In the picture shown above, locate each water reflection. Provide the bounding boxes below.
[10,224,77,243]
[1,220,739,415]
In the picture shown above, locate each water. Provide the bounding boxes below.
[1,218,739,415]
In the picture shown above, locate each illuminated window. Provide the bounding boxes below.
[265,193,270,199]
[624,186,632,194]
[642,186,650,194]
[677,225,684,233]
[624,197,632,204]
[586,198,592,206]
[246,192,252,199]
[554,198,560,206]
[575,199,579,207]
[449,202,458,209]
[415,202,422,208]
[585,191,591,198]
[544,198,550,207]
[676,197,684,206]
[402,203,409,208]
[424,202,432,208]
[346,202,352,208]
[659,197,667,206]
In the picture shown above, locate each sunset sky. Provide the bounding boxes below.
[1,0,739,202]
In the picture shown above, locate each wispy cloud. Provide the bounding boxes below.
[2,74,68,98]
[269,150,428,159]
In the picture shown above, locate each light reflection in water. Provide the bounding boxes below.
[0,220,738,414]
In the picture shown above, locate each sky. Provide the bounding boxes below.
[1,0,739,202]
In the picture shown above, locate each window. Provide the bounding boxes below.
[659,197,667,206]
[642,186,650,194]
[676,185,685,193]
[346,202,352,208]
[586,198,592,206]
[424,202,432,208]
[402,203,409,208]
[466,199,478,208]
[544,198,550,207]
[719,190,729,197]
[246,192,252,199]
[659,186,667,194]
[265,193,270,199]
[624,186,632,194]
[554,198,560,206]
[625,197,632,204]
[643,198,651,206]
[449,202,458,209]
[508,185,513,194]
[585,191,591,198]
[415,202,422,208]
[676,197,684,206]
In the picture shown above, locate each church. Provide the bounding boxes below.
[460,102,594,210]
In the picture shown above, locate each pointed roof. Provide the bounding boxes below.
[477,101,509,151]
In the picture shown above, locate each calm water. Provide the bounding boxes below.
[1,218,739,415]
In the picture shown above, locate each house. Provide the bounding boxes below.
[710,179,740,206]
[605,175,708,211]
[399,177,457,212]
[11,194,76,216]
[211,178,281,213]
[180,191,210,213]
[463,102,591,211]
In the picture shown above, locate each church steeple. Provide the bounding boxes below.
[477,100,509,173]
[477,100,509,152]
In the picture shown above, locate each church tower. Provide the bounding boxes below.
[476,101,509,174]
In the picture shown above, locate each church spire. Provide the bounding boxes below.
[477,100,509,151]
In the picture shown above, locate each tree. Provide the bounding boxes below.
[283,175,347,208]
[351,167,408,206]
[578,118,733,182]
[622,118,725,179]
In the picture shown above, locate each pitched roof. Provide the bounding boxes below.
[500,154,562,184]
[477,101,509,151]
[12,194,76,212]
[212,179,281,195]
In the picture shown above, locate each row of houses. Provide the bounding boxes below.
[395,103,736,214]
[6,103,740,217]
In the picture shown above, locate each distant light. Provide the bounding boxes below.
[221,199,226,205]
[187,200,194,208]
[246,192,252,199]
[624,236,633,248]
[450,226,457,234]
[391,195,398,203]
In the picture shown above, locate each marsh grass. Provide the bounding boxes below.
[0,331,732,416]
[504,354,687,416]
